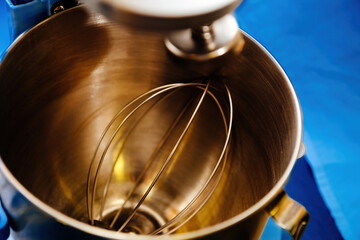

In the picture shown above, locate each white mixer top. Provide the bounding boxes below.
[83,0,242,30]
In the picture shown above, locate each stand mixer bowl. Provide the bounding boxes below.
[0,6,307,240]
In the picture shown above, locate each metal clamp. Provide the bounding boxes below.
[267,190,310,240]
[165,14,245,61]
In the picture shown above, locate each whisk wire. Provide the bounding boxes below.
[87,79,233,235]
[87,83,195,223]
[99,87,194,221]
[151,82,233,235]
[107,92,198,229]
[116,81,211,232]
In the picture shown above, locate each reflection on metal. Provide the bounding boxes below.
[268,191,310,240]
[297,142,306,159]
[165,15,244,61]
[86,81,233,235]
[0,6,306,240]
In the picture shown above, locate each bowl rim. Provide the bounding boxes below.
[0,6,303,240]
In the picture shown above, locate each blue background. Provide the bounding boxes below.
[1,0,360,239]
[236,0,360,239]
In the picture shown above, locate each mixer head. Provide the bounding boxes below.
[82,0,244,62]
[82,0,242,30]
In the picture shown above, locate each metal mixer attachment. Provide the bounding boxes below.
[86,80,233,235]
[83,0,243,235]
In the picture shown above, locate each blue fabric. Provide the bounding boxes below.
[0,0,359,239]
[261,157,343,240]
[284,157,343,240]
[0,203,9,240]
[260,218,282,240]
[0,0,10,56]
[236,1,360,239]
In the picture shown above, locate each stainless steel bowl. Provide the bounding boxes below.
[0,6,308,240]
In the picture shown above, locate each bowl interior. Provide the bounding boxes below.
[0,7,300,234]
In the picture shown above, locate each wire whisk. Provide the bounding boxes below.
[86,78,233,235]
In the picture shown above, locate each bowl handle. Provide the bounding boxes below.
[267,190,309,240]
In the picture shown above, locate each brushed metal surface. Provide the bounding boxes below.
[165,14,244,61]
[0,7,302,240]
